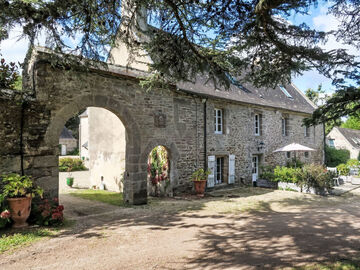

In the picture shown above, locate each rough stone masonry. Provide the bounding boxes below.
[0,47,324,205]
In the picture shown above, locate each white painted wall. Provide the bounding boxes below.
[87,107,126,192]
[79,111,89,166]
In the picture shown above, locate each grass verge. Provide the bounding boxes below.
[0,228,55,254]
[69,190,124,206]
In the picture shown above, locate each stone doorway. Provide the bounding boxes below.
[147,145,171,197]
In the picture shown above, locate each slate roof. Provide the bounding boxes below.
[336,127,360,149]
[60,127,75,140]
[35,47,316,115]
[177,75,316,114]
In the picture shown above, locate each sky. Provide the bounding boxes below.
[0,3,357,95]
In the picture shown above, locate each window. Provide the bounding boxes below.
[286,152,291,158]
[282,117,289,136]
[216,157,224,184]
[304,126,310,137]
[328,139,335,148]
[304,151,309,158]
[254,114,261,136]
[214,108,223,134]
[279,85,293,99]
[252,156,258,174]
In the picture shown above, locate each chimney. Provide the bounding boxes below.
[121,0,148,34]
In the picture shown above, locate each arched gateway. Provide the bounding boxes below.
[0,47,324,205]
[7,48,184,205]
[45,94,144,204]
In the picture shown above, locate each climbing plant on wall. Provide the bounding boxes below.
[147,146,169,186]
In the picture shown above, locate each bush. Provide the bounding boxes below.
[346,159,360,168]
[59,158,87,172]
[337,163,350,176]
[325,145,350,167]
[260,165,276,181]
[0,194,10,229]
[29,197,64,226]
[297,164,336,190]
[67,148,79,156]
[286,158,304,168]
[273,166,301,183]
[263,164,336,193]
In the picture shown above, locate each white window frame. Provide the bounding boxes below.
[329,139,335,148]
[304,126,310,137]
[214,108,223,134]
[304,151,309,158]
[286,151,291,158]
[282,117,287,136]
[254,114,260,136]
[216,157,224,184]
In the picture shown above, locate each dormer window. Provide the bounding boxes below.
[279,85,293,99]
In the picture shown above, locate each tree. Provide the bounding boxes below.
[0,58,20,90]
[305,84,325,106]
[304,84,342,134]
[0,0,359,100]
[341,115,360,130]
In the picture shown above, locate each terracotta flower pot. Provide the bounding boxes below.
[193,180,207,197]
[7,197,32,228]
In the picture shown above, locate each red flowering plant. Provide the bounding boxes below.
[148,146,169,185]
[0,194,11,229]
[30,197,64,226]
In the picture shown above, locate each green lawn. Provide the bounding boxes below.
[0,228,55,254]
[69,190,124,206]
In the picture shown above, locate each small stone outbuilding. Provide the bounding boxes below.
[326,127,360,159]
[59,127,77,155]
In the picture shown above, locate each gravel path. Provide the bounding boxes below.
[1,188,360,270]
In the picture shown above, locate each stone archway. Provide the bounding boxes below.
[41,94,146,205]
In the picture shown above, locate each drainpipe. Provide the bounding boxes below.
[202,98,207,170]
[20,100,25,176]
[192,96,199,168]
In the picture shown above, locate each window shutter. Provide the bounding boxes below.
[207,155,215,188]
[228,154,235,184]
[259,114,263,136]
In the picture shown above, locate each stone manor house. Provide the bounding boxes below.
[0,10,324,204]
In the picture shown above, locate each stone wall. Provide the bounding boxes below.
[0,49,324,204]
[206,99,324,184]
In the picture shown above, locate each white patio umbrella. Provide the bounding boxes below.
[273,143,316,167]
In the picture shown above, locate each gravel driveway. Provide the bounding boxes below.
[1,188,360,270]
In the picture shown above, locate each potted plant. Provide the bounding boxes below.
[191,168,211,197]
[66,166,74,187]
[1,174,43,228]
